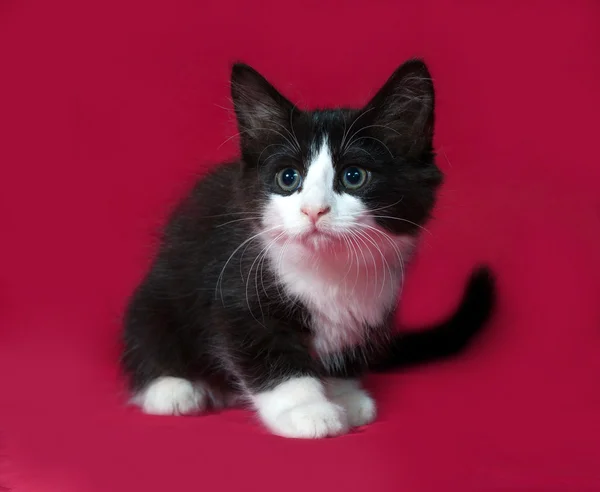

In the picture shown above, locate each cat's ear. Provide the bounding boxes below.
[365,59,435,157]
[230,63,293,143]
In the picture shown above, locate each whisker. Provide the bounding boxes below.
[214,103,234,113]
[341,232,361,296]
[200,211,263,219]
[343,118,403,159]
[358,123,401,136]
[366,198,405,214]
[352,229,385,294]
[356,223,407,297]
[269,118,302,153]
[215,225,282,304]
[275,236,295,305]
[340,107,376,152]
[218,126,298,152]
[352,227,395,298]
[349,229,379,295]
[256,143,290,166]
[338,233,354,285]
[246,249,266,322]
[289,105,302,154]
[215,217,263,228]
[348,232,367,296]
[345,146,377,162]
[355,223,405,265]
[345,135,394,159]
[370,215,431,234]
[335,199,407,222]
[246,231,285,323]
[258,231,286,299]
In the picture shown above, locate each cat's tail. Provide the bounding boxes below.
[370,266,495,371]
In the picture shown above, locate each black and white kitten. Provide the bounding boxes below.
[122,60,494,438]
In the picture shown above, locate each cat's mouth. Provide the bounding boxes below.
[303,228,325,240]
[266,224,347,250]
[297,227,343,250]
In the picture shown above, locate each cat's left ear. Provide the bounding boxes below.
[365,59,435,157]
[230,63,293,144]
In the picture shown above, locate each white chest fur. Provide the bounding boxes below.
[266,238,415,356]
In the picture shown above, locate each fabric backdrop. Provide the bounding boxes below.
[1,1,599,490]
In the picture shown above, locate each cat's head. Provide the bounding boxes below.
[230,60,442,253]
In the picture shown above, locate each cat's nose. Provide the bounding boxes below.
[301,205,331,224]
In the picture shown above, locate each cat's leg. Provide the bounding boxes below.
[325,378,377,428]
[133,377,240,415]
[122,284,213,416]
[221,316,349,438]
[321,351,377,427]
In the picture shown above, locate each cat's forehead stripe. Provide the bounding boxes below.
[308,130,329,162]
[304,137,335,191]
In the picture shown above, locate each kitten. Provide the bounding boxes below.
[121,60,495,438]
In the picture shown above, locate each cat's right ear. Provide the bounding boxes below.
[365,59,435,158]
[230,63,293,143]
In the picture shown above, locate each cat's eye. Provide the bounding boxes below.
[341,166,369,190]
[276,167,302,192]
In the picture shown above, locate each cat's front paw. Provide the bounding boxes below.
[253,377,349,438]
[271,400,349,439]
[331,389,376,428]
[327,378,377,428]
[133,377,208,415]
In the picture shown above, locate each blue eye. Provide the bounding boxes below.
[341,166,368,190]
[276,168,302,192]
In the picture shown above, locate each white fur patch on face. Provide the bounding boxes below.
[299,140,336,215]
[252,376,349,438]
[262,138,368,245]
[259,134,417,356]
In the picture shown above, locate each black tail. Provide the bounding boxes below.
[370,267,496,372]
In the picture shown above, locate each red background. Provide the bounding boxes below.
[1,1,600,490]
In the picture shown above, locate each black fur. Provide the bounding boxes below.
[121,60,494,400]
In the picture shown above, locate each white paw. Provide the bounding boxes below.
[270,400,349,439]
[253,377,350,438]
[331,389,376,428]
[134,377,208,415]
[327,378,377,428]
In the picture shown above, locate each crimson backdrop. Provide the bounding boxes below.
[1,1,600,490]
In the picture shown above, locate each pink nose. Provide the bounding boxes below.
[301,205,331,223]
